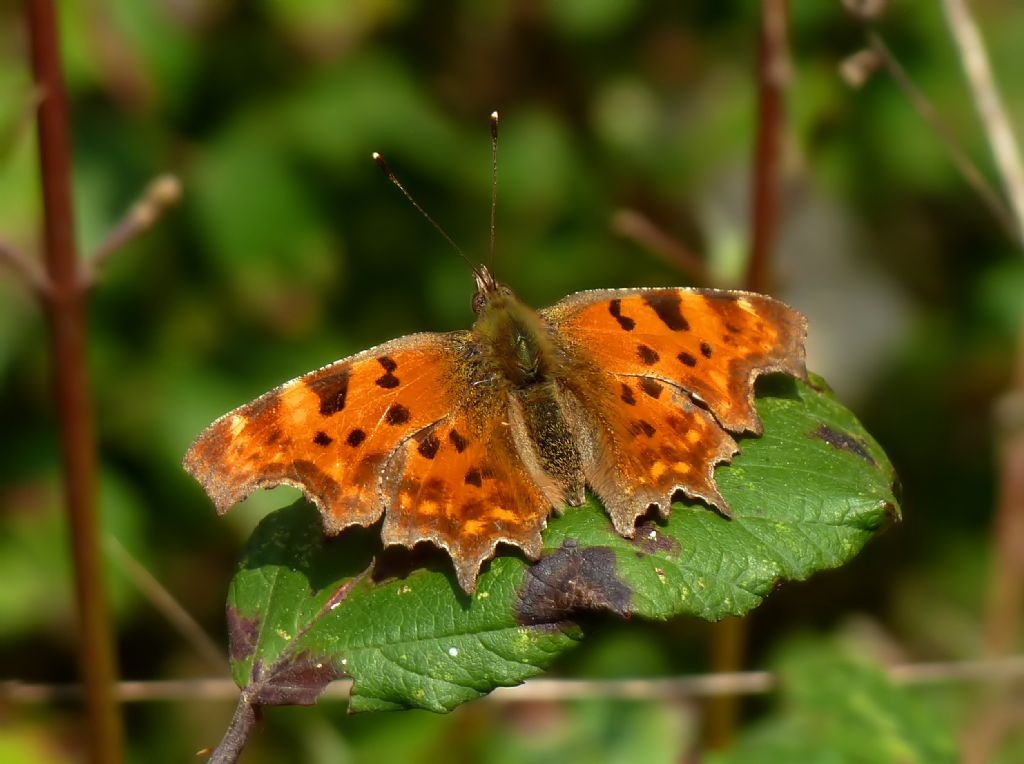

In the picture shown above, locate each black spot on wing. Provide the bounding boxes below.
[700,341,713,358]
[643,291,690,331]
[374,356,400,388]
[416,431,440,459]
[620,382,636,406]
[678,351,697,367]
[346,429,366,447]
[448,429,468,453]
[608,299,636,331]
[633,420,656,438]
[465,467,483,487]
[639,378,664,399]
[313,431,333,447]
[307,366,350,416]
[637,344,659,365]
[385,403,410,425]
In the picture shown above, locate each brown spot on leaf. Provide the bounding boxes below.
[812,424,876,466]
[517,541,632,625]
[227,607,261,663]
[307,367,350,416]
[630,521,681,556]
[249,653,346,706]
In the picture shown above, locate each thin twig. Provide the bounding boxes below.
[27,0,123,761]
[611,209,709,285]
[942,0,1024,247]
[81,174,182,288]
[5,654,1024,705]
[938,3,1024,762]
[104,536,227,672]
[862,31,1017,242]
[0,238,50,295]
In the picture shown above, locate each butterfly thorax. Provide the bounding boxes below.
[468,273,587,509]
[472,283,561,390]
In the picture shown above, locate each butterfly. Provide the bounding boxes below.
[184,264,807,593]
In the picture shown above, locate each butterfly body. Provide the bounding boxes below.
[185,265,807,592]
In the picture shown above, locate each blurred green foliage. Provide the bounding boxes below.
[2,0,1023,761]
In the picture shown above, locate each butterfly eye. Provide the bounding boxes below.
[472,291,488,315]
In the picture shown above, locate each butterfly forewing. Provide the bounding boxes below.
[184,333,465,531]
[544,288,807,434]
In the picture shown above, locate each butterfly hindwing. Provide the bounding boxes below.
[382,413,550,592]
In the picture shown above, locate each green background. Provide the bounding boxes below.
[1,1,1022,761]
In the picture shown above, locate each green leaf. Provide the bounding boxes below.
[708,638,958,764]
[225,377,897,712]
[227,508,580,713]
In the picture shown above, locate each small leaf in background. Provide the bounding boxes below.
[226,377,897,712]
[708,637,958,764]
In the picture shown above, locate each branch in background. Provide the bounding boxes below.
[104,536,226,673]
[5,654,1024,705]
[611,209,709,286]
[935,2,1024,761]
[839,31,1017,243]
[942,0,1024,248]
[26,0,124,760]
[81,174,182,288]
[0,239,50,296]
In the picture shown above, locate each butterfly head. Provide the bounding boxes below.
[471,264,515,316]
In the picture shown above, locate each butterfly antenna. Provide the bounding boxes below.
[489,110,499,270]
[372,152,475,269]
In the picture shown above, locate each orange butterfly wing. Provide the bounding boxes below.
[382,413,549,591]
[544,288,807,529]
[184,332,550,592]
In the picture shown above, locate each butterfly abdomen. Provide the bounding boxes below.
[509,381,586,509]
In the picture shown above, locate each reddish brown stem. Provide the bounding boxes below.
[708,0,790,749]
[209,696,258,764]
[745,0,789,294]
[26,0,123,761]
